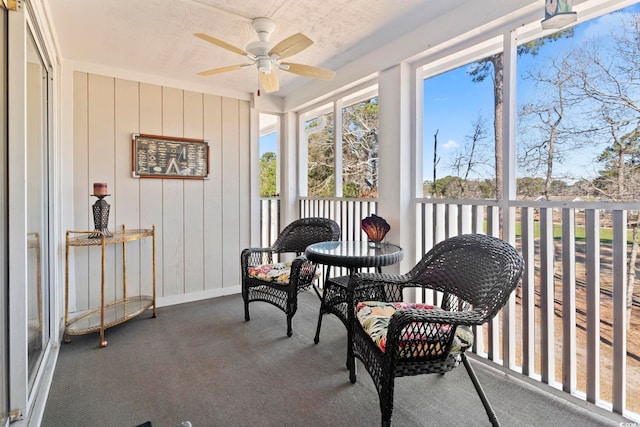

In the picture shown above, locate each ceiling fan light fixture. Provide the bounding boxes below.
[257,58,271,73]
[195,17,336,93]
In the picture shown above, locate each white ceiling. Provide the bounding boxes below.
[47,0,547,104]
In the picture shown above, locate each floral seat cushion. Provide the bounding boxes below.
[356,301,474,358]
[247,262,321,286]
[248,262,293,285]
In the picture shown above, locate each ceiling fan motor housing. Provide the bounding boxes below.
[196,16,335,92]
[252,17,276,42]
[247,40,275,72]
[246,41,271,57]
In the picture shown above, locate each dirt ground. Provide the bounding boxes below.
[499,231,640,416]
[512,279,640,414]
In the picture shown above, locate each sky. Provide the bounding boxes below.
[422,2,640,183]
[259,3,640,184]
[260,131,277,157]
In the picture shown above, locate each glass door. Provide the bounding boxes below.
[25,25,50,394]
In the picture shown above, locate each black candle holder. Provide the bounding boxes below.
[89,194,113,238]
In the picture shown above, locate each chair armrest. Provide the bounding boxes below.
[389,307,484,328]
[241,247,274,272]
[348,272,417,303]
[384,308,481,360]
[288,255,319,289]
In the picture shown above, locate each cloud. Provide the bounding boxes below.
[444,139,459,149]
[579,5,639,42]
[580,12,620,41]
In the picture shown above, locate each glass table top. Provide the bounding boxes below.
[305,241,403,269]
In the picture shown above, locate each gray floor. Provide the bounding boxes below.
[42,292,629,427]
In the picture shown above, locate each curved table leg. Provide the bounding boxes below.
[314,266,332,344]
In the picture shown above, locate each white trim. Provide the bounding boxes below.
[466,352,632,426]
[297,112,308,199]
[378,63,413,275]
[21,345,57,427]
[250,107,260,247]
[67,60,253,102]
[333,99,343,198]
[297,79,378,117]
[502,28,518,370]
[281,111,298,226]
[8,3,29,419]
[156,286,240,308]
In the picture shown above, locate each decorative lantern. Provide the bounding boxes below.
[89,182,112,238]
[542,0,577,29]
[361,214,390,248]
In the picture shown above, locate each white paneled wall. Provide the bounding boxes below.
[70,72,250,311]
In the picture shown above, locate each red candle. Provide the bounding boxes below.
[93,182,108,196]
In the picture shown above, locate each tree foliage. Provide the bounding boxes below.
[466,29,574,200]
[306,98,379,198]
[518,55,588,199]
[307,114,336,197]
[259,152,277,197]
[448,114,491,197]
[571,12,640,201]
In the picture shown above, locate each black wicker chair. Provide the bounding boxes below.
[347,233,524,427]
[241,217,341,337]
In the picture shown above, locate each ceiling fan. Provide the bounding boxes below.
[195,17,336,94]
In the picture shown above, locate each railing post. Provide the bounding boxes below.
[612,210,627,414]
[540,206,556,385]
[521,206,536,376]
[585,208,600,404]
[561,208,576,393]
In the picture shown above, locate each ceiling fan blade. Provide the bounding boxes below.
[197,64,248,76]
[268,33,313,59]
[281,62,336,81]
[194,33,252,57]
[260,71,280,93]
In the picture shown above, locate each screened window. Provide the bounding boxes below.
[259,113,279,197]
[342,97,379,198]
[422,55,497,199]
[306,112,335,197]
[516,5,640,203]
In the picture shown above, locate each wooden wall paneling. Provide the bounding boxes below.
[183,90,205,293]
[72,71,89,311]
[87,74,116,309]
[203,94,223,290]
[161,87,185,296]
[221,97,241,288]
[138,83,164,297]
[74,75,250,303]
[114,78,141,298]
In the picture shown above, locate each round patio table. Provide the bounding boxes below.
[305,241,403,355]
[305,240,403,275]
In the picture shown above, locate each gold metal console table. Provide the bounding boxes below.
[64,225,156,347]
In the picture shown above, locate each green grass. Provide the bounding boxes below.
[514,222,628,244]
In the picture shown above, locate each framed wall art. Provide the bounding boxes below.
[132,134,209,179]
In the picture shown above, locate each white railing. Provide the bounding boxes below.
[260,198,280,248]
[420,199,640,421]
[300,197,378,241]
[291,196,640,422]
[300,197,378,278]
